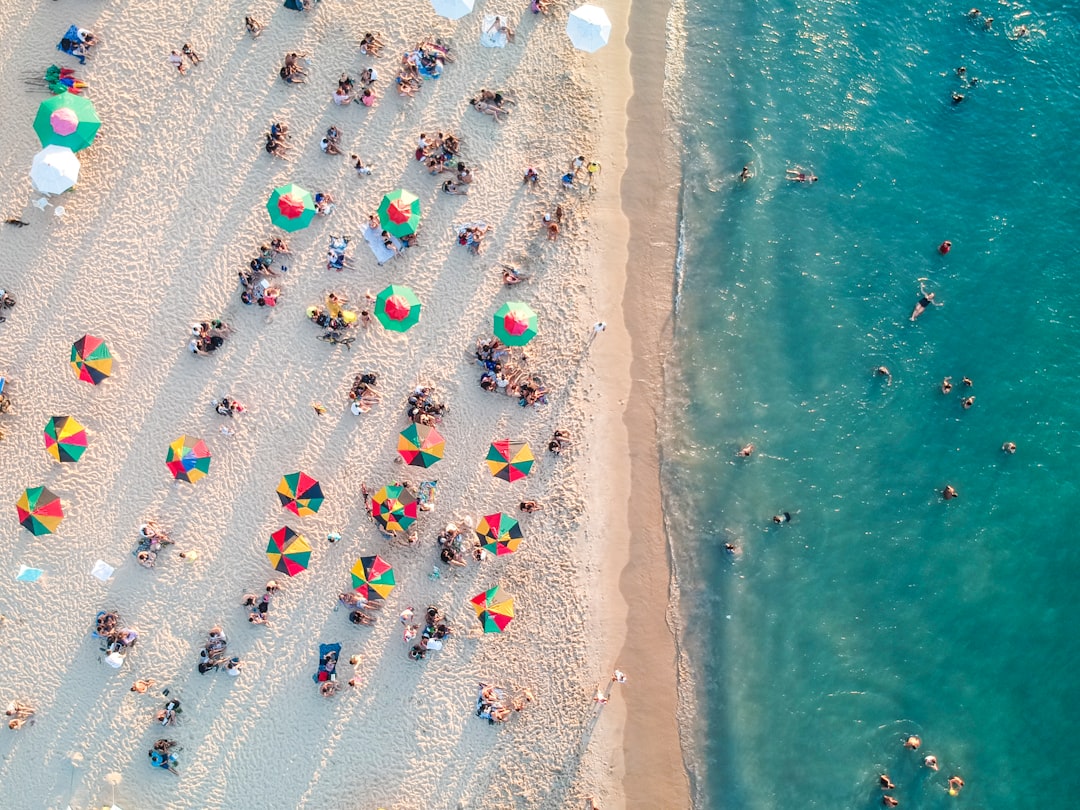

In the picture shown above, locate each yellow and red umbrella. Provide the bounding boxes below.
[350,555,396,601]
[475,512,523,556]
[470,585,515,633]
[486,439,534,482]
[371,485,419,533]
[16,486,64,536]
[267,526,312,576]
[165,436,211,483]
[397,423,445,468]
[70,334,112,385]
[277,471,324,516]
[43,415,88,463]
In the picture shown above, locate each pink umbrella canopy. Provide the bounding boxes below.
[50,107,80,136]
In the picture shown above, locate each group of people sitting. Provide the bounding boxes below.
[134,521,173,569]
[6,701,35,731]
[242,580,281,625]
[94,610,139,662]
[320,125,345,155]
[326,235,353,270]
[406,385,447,425]
[307,291,363,332]
[406,605,453,661]
[155,698,183,727]
[437,521,480,567]
[348,372,381,414]
[148,738,181,775]
[189,319,233,355]
[456,222,490,254]
[476,338,550,407]
[214,396,245,418]
[333,70,376,107]
[58,25,96,64]
[397,40,452,96]
[338,590,382,626]
[265,121,292,157]
[470,88,516,122]
[280,51,308,84]
[548,430,572,455]
[197,626,242,675]
[476,683,534,724]
[360,31,385,57]
[240,238,289,306]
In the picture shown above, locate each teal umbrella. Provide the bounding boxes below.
[377,189,422,237]
[267,183,316,232]
[33,93,101,152]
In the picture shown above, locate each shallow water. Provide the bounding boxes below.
[663,0,1080,806]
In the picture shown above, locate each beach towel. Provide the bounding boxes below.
[480,16,508,48]
[363,225,399,265]
[312,642,341,682]
[57,25,85,64]
[417,481,438,508]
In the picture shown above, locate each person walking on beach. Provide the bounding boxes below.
[590,321,606,344]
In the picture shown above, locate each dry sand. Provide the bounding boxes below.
[0,0,686,808]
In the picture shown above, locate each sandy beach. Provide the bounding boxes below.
[0,0,686,807]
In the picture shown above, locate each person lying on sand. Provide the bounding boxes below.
[470,98,509,121]
[360,32,385,56]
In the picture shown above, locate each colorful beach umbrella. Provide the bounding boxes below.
[430,0,474,19]
[70,334,112,384]
[16,486,64,536]
[377,189,422,237]
[31,145,81,195]
[267,526,312,576]
[43,416,88,463]
[277,471,324,516]
[397,423,445,468]
[486,440,535,482]
[566,4,612,52]
[493,301,539,347]
[267,183,316,232]
[33,93,101,152]
[165,436,211,483]
[350,555,396,601]
[374,284,422,332]
[475,512,523,556]
[470,585,515,633]
[371,485,419,533]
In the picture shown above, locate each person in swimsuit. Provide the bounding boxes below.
[909,281,940,321]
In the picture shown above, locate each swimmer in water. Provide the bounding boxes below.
[786,167,818,183]
[1002,441,1017,454]
[882,797,899,808]
[951,92,965,104]
[879,774,896,790]
[904,735,922,750]
[736,443,755,457]
[772,512,792,524]
[1011,24,1029,39]
[967,8,980,17]
[962,396,975,409]
[938,240,952,254]
[910,281,940,321]
[947,775,965,796]
[941,376,953,394]
[962,377,972,387]
[876,366,892,384]
[739,165,752,182]
[924,755,939,771]
[943,485,959,500]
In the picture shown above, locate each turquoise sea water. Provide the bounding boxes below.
[664,0,1080,807]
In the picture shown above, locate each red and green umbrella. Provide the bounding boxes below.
[475,512,523,556]
[470,585,515,633]
[397,423,445,468]
[377,188,421,237]
[350,555,396,601]
[267,526,312,576]
[43,416,88,463]
[277,471,324,516]
[165,435,211,483]
[16,486,64,536]
[493,301,538,347]
[371,485,419,533]
[267,183,316,232]
[486,439,535,482]
[33,93,101,152]
[70,334,112,385]
[374,284,422,332]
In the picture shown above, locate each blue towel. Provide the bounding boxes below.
[313,642,342,682]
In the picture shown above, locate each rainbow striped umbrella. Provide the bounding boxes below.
[371,485,419,533]
[267,526,312,576]
[16,486,64,536]
[350,555,396,601]
[397,423,445,468]
[165,436,211,483]
[277,471,324,516]
[43,415,88,463]
[70,334,112,385]
[485,439,535,482]
[475,512,523,556]
[470,585,515,633]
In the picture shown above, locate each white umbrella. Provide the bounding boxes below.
[431,0,474,20]
[31,145,80,195]
[566,4,612,52]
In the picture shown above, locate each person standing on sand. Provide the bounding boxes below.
[590,321,606,343]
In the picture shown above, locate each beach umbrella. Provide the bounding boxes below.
[486,439,535,482]
[350,555,396,601]
[70,334,112,384]
[475,512,523,556]
[16,486,64,536]
[165,435,211,483]
[33,93,101,152]
[371,485,419,533]
[43,415,88,463]
[266,526,312,576]
[267,183,316,232]
[374,284,422,332]
[493,301,539,347]
[377,189,422,237]
[566,4,612,52]
[276,471,324,516]
[397,423,445,468]
[31,145,81,195]
[470,585,515,633]
[430,0,474,19]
